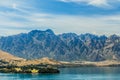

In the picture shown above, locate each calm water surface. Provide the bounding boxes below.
[0,67,120,80]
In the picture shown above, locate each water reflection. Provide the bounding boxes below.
[60,67,120,74]
[0,67,120,80]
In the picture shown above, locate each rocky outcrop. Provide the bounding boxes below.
[0,29,120,61]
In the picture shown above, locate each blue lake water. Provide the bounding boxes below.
[1,67,120,80]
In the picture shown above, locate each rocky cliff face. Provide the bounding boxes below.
[0,29,120,61]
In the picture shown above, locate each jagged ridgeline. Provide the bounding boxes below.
[0,29,120,61]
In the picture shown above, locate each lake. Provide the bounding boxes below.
[1,67,120,80]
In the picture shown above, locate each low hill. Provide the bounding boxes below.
[0,50,25,61]
[0,50,120,67]
[0,50,25,66]
[17,57,61,66]
[0,50,61,66]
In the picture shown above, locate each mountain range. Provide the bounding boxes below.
[0,29,120,61]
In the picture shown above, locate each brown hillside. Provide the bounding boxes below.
[0,50,61,66]
[0,50,25,62]
[17,57,61,66]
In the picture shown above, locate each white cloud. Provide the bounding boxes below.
[58,0,118,8]
[0,0,120,36]
[12,3,17,9]
[29,13,120,35]
[0,0,34,14]
[0,29,28,36]
[0,8,120,36]
[0,0,21,9]
[88,0,110,8]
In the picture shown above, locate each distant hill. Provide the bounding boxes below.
[0,50,25,66]
[0,50,61,66]
[17,57,61,66]
[0,29,120,61]
[0,50,25,61]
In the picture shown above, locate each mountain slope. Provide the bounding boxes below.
[0,29,120,61]
[0,50,25,66]
[0,50,25,61]
[17,57,61,66]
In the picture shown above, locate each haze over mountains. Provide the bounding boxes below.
[0,29,120,61]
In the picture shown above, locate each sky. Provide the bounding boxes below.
[0,0,120,36]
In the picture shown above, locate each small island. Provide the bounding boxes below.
[0,65,60,73]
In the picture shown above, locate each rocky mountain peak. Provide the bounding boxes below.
[0,29,120,61]
[45,29,54,34]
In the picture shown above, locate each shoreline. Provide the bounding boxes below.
[0,65,60,73]
[1,61,120,73]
